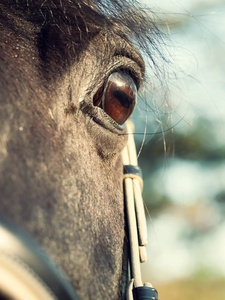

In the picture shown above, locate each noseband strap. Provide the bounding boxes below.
[122,121,158,300]
[123,165,143,191]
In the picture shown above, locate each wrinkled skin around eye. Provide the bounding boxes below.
[94,71,137,125]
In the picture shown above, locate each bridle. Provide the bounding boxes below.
[0,121,158,300]
[122,121,158,300]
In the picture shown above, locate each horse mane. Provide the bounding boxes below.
[1,0,167,80]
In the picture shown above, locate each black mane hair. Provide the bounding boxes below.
[0,0,167,80]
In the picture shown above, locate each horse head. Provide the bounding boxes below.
[0,1,163,298]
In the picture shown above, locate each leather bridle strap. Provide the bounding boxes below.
[0,217,79,300]
[122,121,158,300]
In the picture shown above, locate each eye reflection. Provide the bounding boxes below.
[93,71,137,125]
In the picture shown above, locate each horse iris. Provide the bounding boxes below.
[93,71,137,125]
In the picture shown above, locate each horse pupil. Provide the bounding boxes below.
[113,90,134,108]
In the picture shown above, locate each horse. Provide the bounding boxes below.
[0,1,165,299]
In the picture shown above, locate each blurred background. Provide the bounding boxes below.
[132,0,225,299]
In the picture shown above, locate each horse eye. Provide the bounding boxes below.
[93,71,137,125]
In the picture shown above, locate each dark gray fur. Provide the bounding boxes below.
[0,1,164,298]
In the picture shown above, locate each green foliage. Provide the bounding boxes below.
[139,117,225,168]
[138,116,225,213]
[173,118,225,161]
